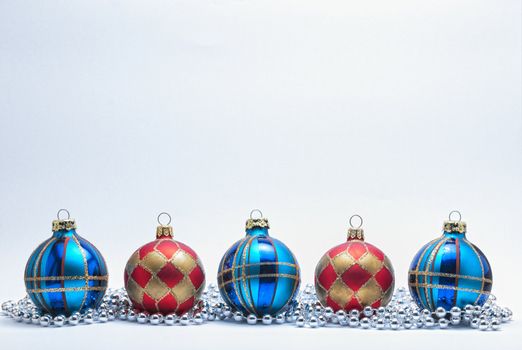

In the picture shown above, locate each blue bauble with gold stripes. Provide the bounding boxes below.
[408,211,492,311]
[217,210,300,317]
[24,210,108,316]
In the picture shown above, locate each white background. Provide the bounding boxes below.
[0,0,521,349]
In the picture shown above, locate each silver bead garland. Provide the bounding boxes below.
[1,284,513,330]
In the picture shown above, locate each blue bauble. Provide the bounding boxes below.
[217,211,300,317]
[24,211,108,316]
[408,213,492,311]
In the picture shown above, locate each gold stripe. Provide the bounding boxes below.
[24,275,109,282]
[241,236,256,314]
[413,238,438,308]
[28,286,107,294]
[464,238,486,304]
[424,238,448,310]
[217,261,298,277]
[33,237,57,314]
[408,271,492,284]
[71,235,90,311]
[219,273,299,289]
[230,237,253,315]
[408,282,490,295]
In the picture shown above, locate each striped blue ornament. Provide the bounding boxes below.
[217,212,300,317]
[24,212,108,316]
[408,212,492,311]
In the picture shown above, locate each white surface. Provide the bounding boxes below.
[0,0,521,348]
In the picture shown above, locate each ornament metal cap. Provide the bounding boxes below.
[443,210,467,233]
[347,214,364,241]
[245,209,270,230]
[52,209,77,232]
[156,212,174,238]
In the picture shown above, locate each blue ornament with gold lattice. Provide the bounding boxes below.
[217,210,300,317]
[408,211,492,311]
[24,209,108,316]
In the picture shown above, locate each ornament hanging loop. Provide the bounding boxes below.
[349,214,363,229]
[250,209,263,220]
[156,212,173,238]
[57,208,71,220]
[443,210,466,233]
[448,210,462,222]
[347,214,364,241]
[246,209,270,230]
[157,212,172,226]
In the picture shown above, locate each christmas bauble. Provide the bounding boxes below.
[315,215,394,311]
[217,210,300,317]
[24,209,108,316]
[124,213,205,315]
[408,211,492,311]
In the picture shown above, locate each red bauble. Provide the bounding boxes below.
[124,218,205,315]
[314,219,394,311]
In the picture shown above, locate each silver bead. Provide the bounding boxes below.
[450,306,461,317]
[207,311,216,321]
[127,310,137,321]
[376,307,386,316]
[53,315,65,327]
[223,305,231,317]
[471,318,480,329]
[438,318,449,329]
[318,315,327,327]
[193,313,204,325]
[335,310,346,321]
[478,319,489,331]
[118,310,127,320]
[421,309,431,318]
[403,318,413,329]
[349,309,360,318]
[360,317,371,329]
[275,314,285,324]
[262,314,272,325]
[98,311,108,323]
[233,311,243,322]
[200,310,209,320]
[363,306,373,317]
[396,309,406,319]
[246,314,257,325]
[324,307,334,319]
[348,316,359,328]
[22,313,31,324]
[180,314,190,326]
[435,307,447,319]
[474,305,482,316]
[150,314,161,325]
[68,314,80,326]
[464,304,474,315]
[450,316,461,325]
[410,309,420,320]
[84,313,94,324]
[107,310,116,321]
[137,313,148,324]
[375,318,385,329]
[296,316,305,327]
[390,318,400,330]
[39,315,50,327]
[309,316,318,328]
[491,318,500,330]
[31,314,40,325]
[423,317,435,327]
[164,314,175,326]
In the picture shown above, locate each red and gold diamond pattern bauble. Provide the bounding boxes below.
[124,221,205,315]
[315,223,394,311]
